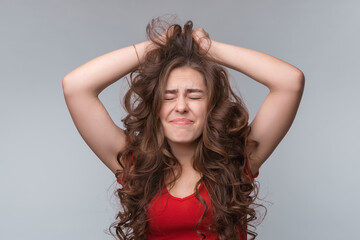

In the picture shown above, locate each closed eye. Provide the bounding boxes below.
[164,95,202,100]
[164,97,201,100]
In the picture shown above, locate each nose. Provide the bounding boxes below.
[175,96,189,113]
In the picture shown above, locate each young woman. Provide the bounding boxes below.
[62,18,304,240]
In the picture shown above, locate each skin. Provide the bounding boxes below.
[192,28,304,175]
[63,26,304,193]
[159,66,208,170]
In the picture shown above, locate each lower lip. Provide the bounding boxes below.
[171,121,193,126]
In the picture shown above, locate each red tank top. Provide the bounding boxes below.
[117,155,258,240]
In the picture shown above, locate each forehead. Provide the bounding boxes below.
[165,67,206,90]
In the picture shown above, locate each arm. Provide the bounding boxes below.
[63,41,152,96]
[62,40,152,174]
[193,29,305,174]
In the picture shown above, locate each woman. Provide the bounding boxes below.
[62,18,304,240]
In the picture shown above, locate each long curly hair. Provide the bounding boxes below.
[109,18,262,240]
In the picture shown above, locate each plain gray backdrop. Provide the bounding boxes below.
[1,0,359,239]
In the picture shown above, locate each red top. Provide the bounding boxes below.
[117,155,258,240]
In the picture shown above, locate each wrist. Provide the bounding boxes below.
[207,40,221,63]
[133,40,153,65]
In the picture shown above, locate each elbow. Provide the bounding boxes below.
[62,76,98,97]
[62,74,79,96]
[295,69,305,91]
[62,75,72,96]
[289,68,305,92]
[62,72,75,86]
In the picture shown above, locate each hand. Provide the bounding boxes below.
[192,28,211,52]
[156,25,178,45]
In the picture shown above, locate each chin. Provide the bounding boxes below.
[165,134,190,142]
[168,138,194,144]
[166,134,201,145]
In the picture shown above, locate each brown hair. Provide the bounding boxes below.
[109,17,262,240]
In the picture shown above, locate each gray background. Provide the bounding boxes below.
[1,0,359,239]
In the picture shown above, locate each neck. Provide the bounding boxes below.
[167,140,197,169]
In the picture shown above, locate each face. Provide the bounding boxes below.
[159,66,208,146]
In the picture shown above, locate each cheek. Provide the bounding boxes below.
[193,104,207,123]
[195,103,207,115]
[159,105,170,121]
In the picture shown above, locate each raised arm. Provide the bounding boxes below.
[62,40,152,174]
[193,28,305,174]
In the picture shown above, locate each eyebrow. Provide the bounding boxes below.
[164,89,204,94]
